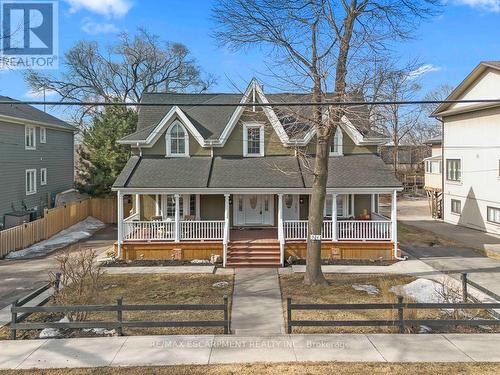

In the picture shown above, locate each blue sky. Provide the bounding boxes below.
[2,0,500,120]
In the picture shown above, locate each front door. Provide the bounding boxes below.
[234,194,274,226]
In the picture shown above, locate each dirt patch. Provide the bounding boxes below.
[0,273,233,340]
[0,363,499,375]
[398,222,460,247]
[289,259,398,266]
[280,273,497,334]
[101,259,215,267]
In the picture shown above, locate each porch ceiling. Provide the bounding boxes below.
[113,154,402,191]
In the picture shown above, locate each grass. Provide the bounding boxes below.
[279,273,497,334]
[397,222,459,247]
[0,363,499,374]
[0,273,233,340]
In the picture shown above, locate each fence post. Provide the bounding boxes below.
[461,273,468,302]
[287,297,292,334]
[10,299,18,340]
[54,272,61,293]
[223,295,229,334]
[397,296,404,333]
[117,298,123,336]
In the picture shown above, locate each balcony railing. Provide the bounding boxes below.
[283,219,392,241]
[122,220,224,241]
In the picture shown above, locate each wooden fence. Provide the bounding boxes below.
[10,295,230,339]
[286,297,500,333]
[0,197,126,258]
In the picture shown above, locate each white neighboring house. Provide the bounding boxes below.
[432,61,500,235]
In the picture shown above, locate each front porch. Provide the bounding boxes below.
[115,190,400,266]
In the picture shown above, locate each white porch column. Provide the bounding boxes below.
[391,190,398,255]
[117,191,124,258]
[278,194,284,265]
[174,194,180,242]
[371,194,376,215]
[155,194,160,216]
[223,194,230,268]
[135,194,141,215]
[350,194,355,217]
[332,193,337,242]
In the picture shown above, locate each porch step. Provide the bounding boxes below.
[227,241,281,268]
[226,260,281,268]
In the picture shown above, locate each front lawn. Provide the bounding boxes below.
[0,273,233,340]
[280,273,497,334]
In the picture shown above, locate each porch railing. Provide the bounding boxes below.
[123,220,225,241]
[180,220,225,240]
[283,219,392,241]
[123,220,175,241]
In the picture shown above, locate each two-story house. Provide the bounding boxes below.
[112,80,402,267]
[0,96,75,229]
[423,136,443,218]
[433,61,500,235]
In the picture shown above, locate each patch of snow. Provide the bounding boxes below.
[83,327,116,336]
[191,259,210,264]
[390,278,446,303]
[352,284,379,295]
[6,217,105,260]
[39,316,69,339]
[212,281,229,288]
[419,325,432,334]
[102,284,118,290]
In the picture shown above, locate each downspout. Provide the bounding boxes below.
[438,117,445,221]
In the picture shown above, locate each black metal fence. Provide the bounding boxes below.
[11,295,230,339]
[286,296,500,334]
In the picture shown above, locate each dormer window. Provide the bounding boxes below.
[166,121,189,157]
[330,127,343,156]
[243,123,264,157]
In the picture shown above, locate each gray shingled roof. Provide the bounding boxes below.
[120,91,384,143]
[0,96,75,130]
[113,154,401,189]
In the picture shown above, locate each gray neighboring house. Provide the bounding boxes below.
[0,96,76,229]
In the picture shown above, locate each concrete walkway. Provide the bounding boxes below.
[231,269,285,335]
[1,333,499,369]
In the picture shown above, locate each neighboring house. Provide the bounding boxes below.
[0,96,75,230]
[423,136,443,218]
[112,79,402,267]
[432,61,500,235]
[380,143,431,173]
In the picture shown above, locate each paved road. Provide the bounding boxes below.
[1,333,499,368]
[392,198,500,299]
[0,225,116,310]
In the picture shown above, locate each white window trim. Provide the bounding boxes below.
[450,198,461,215]
[329,127,343,156]
[323,194,349,218]
[25,125,36,150]
[40,168,47,185]
[487,206,500,225]
[26,169,37,195]
[446,157,462,184]
[40,127,46,143]
[165,120,189,157]
[243,122,265,157]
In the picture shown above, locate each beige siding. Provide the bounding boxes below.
[304,130,377,155]
[354,194,372,217]
[200,195,224,220]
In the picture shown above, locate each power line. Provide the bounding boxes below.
[2,98,500,107]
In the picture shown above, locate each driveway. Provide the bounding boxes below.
[391,197,500,299]
[0,225,116,310]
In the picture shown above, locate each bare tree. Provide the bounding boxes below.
[213,0,440,285]
[25,28,215,124]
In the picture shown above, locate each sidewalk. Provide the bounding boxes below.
[1,333,499,369]
[231,269,284,335]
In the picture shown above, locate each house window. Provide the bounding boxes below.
[40,127,46,143]
[189,195,196,216]
[166,195,184,218]
[40,168,47,185]
[487,207,500,224]
[451,199,461,215]
[26,169,37,195]
[330,127,343,156]
[25,126,36,150]
[243,124,264,157]
[446,159,461,182]
[426,160,441,174]
[166,122,189,157]
[324,194,346,217]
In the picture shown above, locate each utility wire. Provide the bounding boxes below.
[2,98,500,107]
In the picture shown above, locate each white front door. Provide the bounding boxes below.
[234,194,274,226]
[282,194,299,220]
